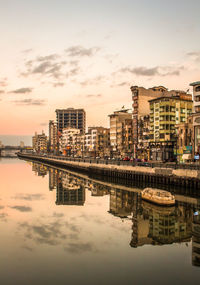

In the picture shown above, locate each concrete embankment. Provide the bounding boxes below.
[17,153,200,191]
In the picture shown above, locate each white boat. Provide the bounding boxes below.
[141,188,175,206]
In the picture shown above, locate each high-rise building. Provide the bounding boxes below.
[55,108,86,134]
[49,120,58,153]
[130,86,167,157]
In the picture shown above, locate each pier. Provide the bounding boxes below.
[17,153,200,192]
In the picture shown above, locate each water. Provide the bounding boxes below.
[0,158,199,285]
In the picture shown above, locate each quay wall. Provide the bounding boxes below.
[17,153,200,191]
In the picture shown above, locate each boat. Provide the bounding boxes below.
[141,188,175,206]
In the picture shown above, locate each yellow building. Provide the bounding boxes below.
[149,92,192,161]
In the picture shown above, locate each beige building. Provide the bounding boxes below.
[190,81,200,157]
[49,120,58,153]
[130,85,168,157]
[85,127,110,157]
[32,131,48,153]
[149,92,192,161]
[175,116,193,162]
[109,109,132,157]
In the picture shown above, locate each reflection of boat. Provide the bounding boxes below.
[142,200,175,215]
[141,188,175,206]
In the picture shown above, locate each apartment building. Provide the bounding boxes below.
[175,116,193,162]
[55,108,86,134]
[32,131,48,153]
[190,81,200,156]
[84,127,110,157]
[49,120,58,153]
[109,109,132,157]
[130,86,167,157]
[149,92,192,161]
[59,127,84,156]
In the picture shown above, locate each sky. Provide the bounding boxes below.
[0,0,200,145]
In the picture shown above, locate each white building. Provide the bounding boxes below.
[59,127,84,156]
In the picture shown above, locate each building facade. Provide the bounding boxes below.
[59,127,84,156]
[84,127,110,157]
[49,120,58,153]
[149,92,192,161]
[32,131,48,153]
[175,116,193,162]
[109,109,132,158]
[55,108,86,134]
[190,81,200,158]
[130,86,168,158]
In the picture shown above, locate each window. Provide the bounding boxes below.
[195,86,200,92]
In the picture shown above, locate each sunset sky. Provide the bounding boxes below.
[0,0,200,144]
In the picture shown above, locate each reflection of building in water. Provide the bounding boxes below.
[88,182,110,197]
[192,203,200,267]
[130,199,193,247]
[109,189,136,218]
[32,162,48,177]
[56,172,85,205]
[49,168,57,191]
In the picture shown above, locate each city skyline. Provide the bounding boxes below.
[0,0,200,143]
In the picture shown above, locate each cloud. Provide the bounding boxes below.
[12,193,45,201]
[10,205,32,212]
[119,66,183,77]
[0,78,8,87]
[67,67,81,77]
[37,54,59,62]
[19,219,67,246]
[53,82,65,87]
[65,45,100,57]
[22,48,33,54]
[22,54,67,80]
[85,94,102,98]
[187,51,200,61]
[80,75,105,86]
[10,87,33,94]
[64,242,96,254]
[111,81,129,88]
[12,99,46,106]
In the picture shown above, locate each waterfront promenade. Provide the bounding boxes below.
[18,153,200,191]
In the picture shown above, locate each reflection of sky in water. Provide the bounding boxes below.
[0,159,199,285]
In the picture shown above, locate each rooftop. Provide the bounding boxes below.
[190,81,200,86]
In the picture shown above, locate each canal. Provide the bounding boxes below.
[0,158,199,284]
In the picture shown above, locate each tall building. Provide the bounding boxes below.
[149,92,192,161]
[55,108,86,134]
[108,109,132,157]
[190,81,200,156]
[130,86,168,157]
[49,120,58,153]
[32,131,48,153]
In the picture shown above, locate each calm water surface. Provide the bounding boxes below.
[0,158,199,285]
